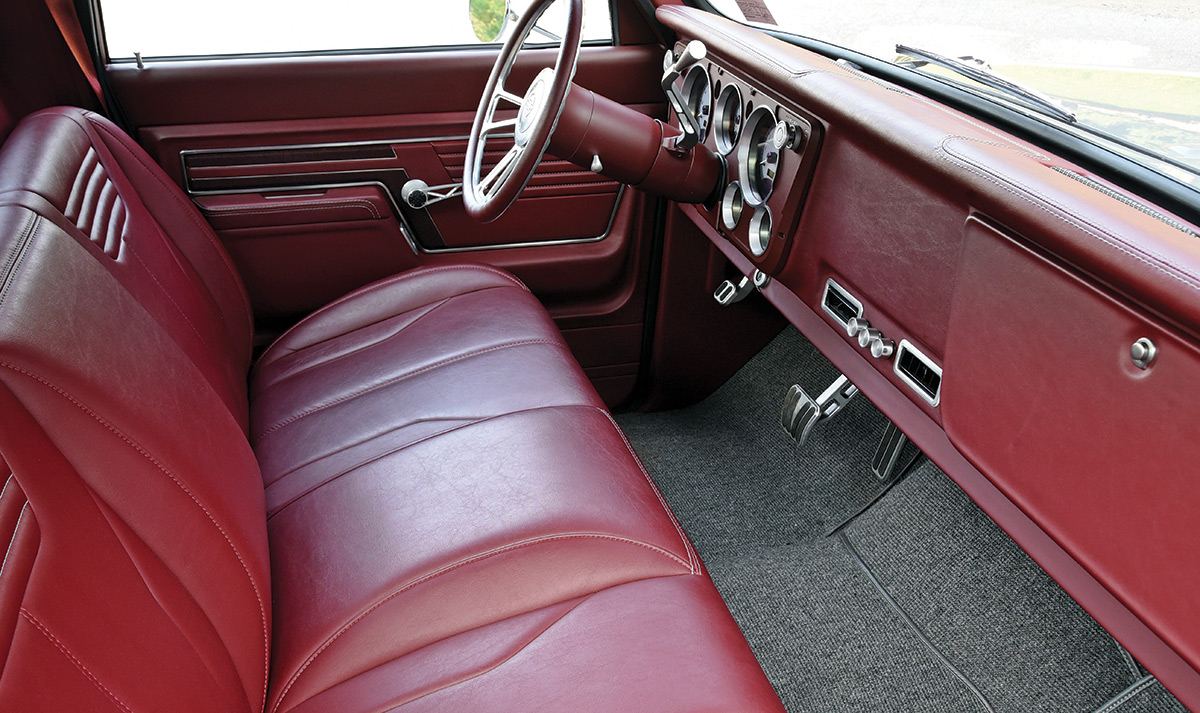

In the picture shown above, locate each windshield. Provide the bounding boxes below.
[705,0,1200,188]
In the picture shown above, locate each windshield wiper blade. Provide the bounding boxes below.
[895,44,1076,124]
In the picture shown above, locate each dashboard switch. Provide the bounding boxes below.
[857,327,882,348]
[845,317,870,339]
[772,120,800,150]
[870,338,896,359]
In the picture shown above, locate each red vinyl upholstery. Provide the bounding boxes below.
[0,107,783,713]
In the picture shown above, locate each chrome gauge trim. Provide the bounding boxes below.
[721,181,744,230]
[713,83,743,155]
[738,106,780,206]
[680,65,713,144]
[748,205,772,256]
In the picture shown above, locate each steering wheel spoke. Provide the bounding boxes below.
[480,144,523,196]
[463,0,582,223]
[494,88,524,107]
[482,116,519,137]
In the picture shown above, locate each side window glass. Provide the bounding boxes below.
[99,0,613,60]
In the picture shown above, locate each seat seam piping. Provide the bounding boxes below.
[302,594,595,712]
[254,283,522,395]
[598,410,699,574]
[265,404,604,519]
[254,265,529,370]
[252,298,450,398]
[268,532,691,713]
[254,338,565,442]
[263,416,484,490]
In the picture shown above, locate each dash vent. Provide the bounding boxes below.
[1051,167,1198,238]
[64,148,126,259]
[895,340,942,407]
[821,278,863,327]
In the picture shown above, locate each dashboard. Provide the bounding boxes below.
[661,7,1200,710]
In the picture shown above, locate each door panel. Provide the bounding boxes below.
[105,44,665,407]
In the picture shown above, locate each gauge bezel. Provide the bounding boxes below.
[721,181,744,231]
[748,205,773,256]
[680,65,712,144]
[713,83,743,155]
[738,106,780,206]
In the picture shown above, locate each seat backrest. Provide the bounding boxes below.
[0,108,269,712]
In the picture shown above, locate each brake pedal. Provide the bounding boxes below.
[781,375,858,446]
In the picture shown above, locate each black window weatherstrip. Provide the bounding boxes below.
[684,0,1200,228]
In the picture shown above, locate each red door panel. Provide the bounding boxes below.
[104,45,666,407]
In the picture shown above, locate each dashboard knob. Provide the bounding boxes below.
[870,338,896,359]
[772,120,799,150]
[857,327,882,348]
[845,317,870,338]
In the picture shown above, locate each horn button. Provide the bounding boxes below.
[516,68,555,147]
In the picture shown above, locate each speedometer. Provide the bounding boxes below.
[738,106,780,206]
[681,65,712,144]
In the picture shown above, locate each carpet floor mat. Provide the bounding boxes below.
[617,328,1186,713]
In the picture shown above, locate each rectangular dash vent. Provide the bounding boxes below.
[895,340,942,407]
[822,278,863,327]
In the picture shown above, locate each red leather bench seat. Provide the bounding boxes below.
[0,107,783,713]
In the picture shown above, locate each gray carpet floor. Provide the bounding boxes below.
[617,328,1187,713]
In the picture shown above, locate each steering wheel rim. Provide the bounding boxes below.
[463,0,583,223]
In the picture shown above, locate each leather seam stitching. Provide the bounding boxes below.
[124,244,212,356]
[939,140,1200,294]
[253,283,516,397]
[20,608,133,713]
[254,265,529,369]
[383,595,594,711]
[254,338,564,441]
[0,361,270,708]
[265,404,603,518]
[268,533,689,713]
[252,297,451,398]
[262,416,479,492]
[0,214,39,311]
[598,409,698,574]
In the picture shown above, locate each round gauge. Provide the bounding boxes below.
[749,206,773,257]
[714,83,743,155]
[738,106,781,206]
[680,65,712,144]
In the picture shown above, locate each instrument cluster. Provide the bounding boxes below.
[671,54,823,274]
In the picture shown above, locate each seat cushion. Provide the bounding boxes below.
[250,264,605,514]
[282,576,784,713]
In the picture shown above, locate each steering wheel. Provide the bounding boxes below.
[463,0,583,223]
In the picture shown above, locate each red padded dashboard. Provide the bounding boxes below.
[658,5,1200,708]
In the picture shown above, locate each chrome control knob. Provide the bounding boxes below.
[857,328,882,348]
[772,120,799,150]
[870,338,896,359]
[845,318,870,339]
